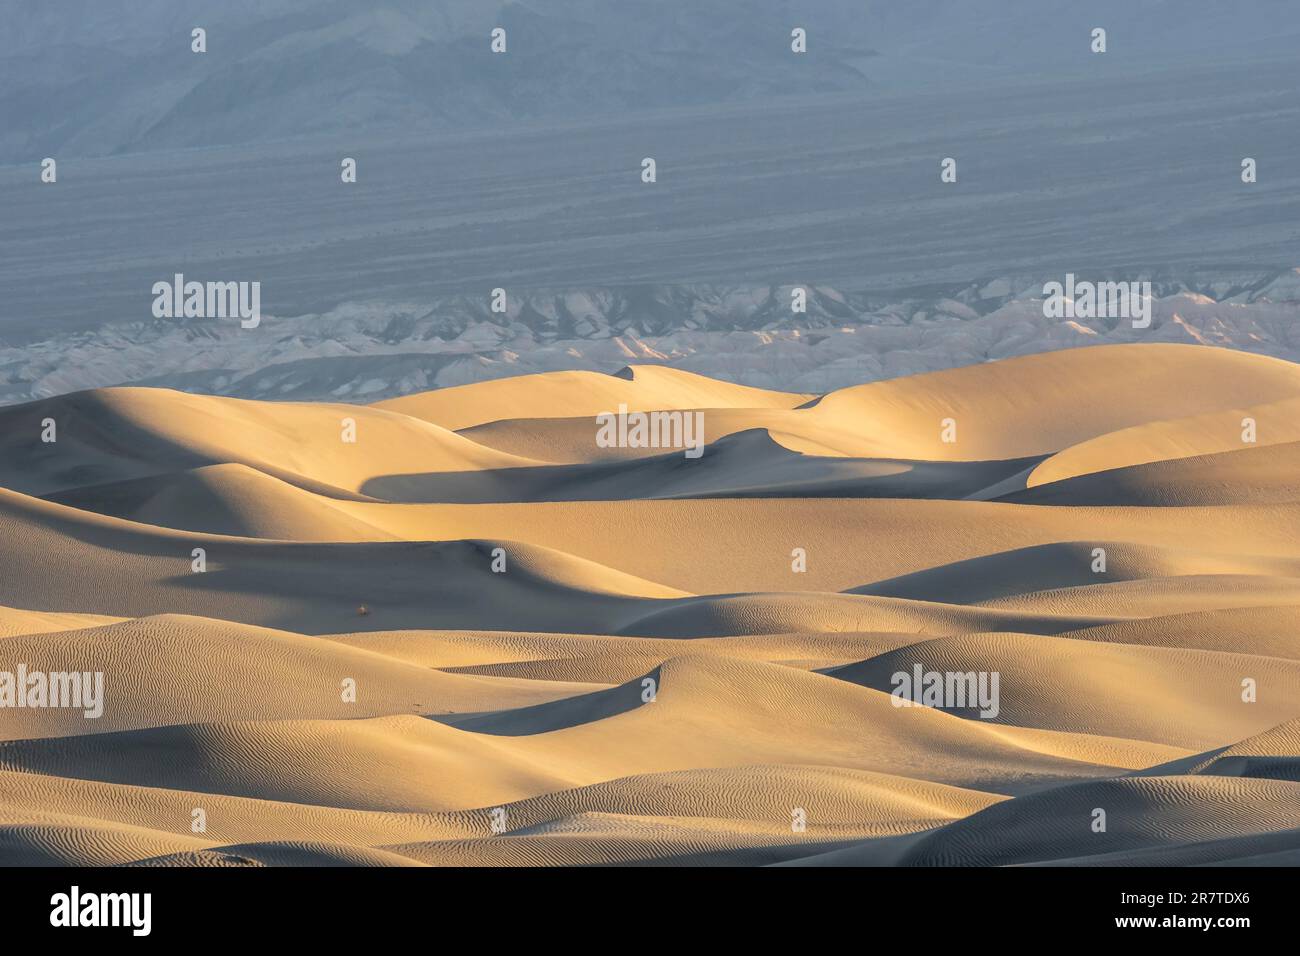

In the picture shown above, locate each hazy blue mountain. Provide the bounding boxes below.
[0,1,874,161]
[3,0,1298,162]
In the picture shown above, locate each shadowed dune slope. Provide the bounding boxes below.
[0,386,538,499]
[362,429,1046,503]
[851,541,1300,603]
[896,776,1300,867]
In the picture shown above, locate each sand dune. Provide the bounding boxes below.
[896,776,1300,867]
[1027,395,1300,488]
[1007,440,1300,506]
[4,343,1300,865]
[801,343,1300,461]
[0,386,537,499]
[458,344,1300,466]
[375,365,812,431]
[364,430,1048,503]
[0,605,121,638]
[1059,605,1300,660]
[0,489,695,633]
[852,541,1300,603]
[830,632,1300,750]
[323,628,937,684]
[48,463,401,540]
[0,614,599,741]
[1134,720,1300,781]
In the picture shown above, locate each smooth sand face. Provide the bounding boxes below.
[2,342,1299,866]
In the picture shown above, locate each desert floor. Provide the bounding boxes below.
[2,341,1299,866]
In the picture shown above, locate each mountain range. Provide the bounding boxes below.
[3,271,1298,403]
[4,0,1299,162]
